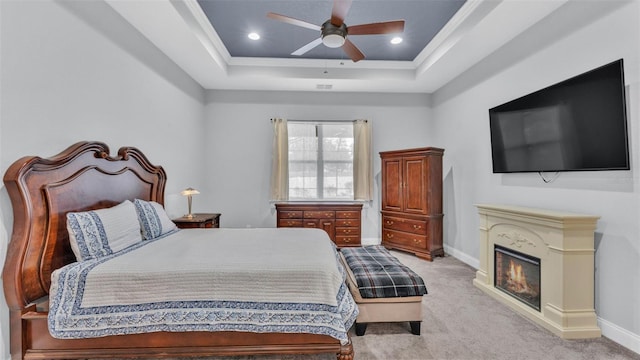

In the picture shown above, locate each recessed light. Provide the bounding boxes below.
[390,37,403,45]
[248,32,260,40]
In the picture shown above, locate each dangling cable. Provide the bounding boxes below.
[538,171,560,183]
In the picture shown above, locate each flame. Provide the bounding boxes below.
[506,259,533,294]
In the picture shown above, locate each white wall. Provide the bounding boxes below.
[202,90,434,240]
[0,1,206,358]
[431,0,640,352]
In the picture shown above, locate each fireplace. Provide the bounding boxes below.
[473,204,601,339]
[494,245,540,311]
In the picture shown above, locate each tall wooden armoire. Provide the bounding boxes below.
[380,147,444,261]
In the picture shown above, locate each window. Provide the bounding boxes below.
[288,122,354,200]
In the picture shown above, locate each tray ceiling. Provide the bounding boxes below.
[106,0,570,93]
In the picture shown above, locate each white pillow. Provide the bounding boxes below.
[66,200,142,261]
[133,199,178,240]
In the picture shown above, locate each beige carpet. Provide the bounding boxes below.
[225,250,640,360]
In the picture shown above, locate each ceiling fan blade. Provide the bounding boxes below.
[342,38,365,62]
[331,0,352,26]
[291,38,323,56]
[267,12,321,31]
[347,20,405,35]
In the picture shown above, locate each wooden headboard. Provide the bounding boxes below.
[2,141,166,311]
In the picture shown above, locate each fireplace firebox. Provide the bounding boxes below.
[494,245,541,311]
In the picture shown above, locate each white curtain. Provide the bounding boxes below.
[353,119,373,201]
[270,118,289,201]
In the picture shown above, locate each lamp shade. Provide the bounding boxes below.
[181,187,200,196]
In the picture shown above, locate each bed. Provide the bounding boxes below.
[2,141,356,360]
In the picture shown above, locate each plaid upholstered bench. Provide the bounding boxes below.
[339,245,427,336]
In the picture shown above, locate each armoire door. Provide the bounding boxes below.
[381,157,403,212]
[403,155,428,215]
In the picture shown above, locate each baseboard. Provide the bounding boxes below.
[598,317,640,355]
[444,244,479,269]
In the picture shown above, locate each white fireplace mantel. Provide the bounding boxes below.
[473,204,601,339]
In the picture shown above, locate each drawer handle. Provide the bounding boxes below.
[287,221,295,226]
[386,233,394,239]
[413,239,420,244]
[413,225,422,230]
[325,213,332,217]
[344,221,351,225]
[386,220,394,225]
[323,222,331,226]
[343,239,351,243]
[307,222,315,226]
[344,230,351,234]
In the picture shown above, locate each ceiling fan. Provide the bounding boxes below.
[267,0,405,62]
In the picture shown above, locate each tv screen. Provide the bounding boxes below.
[489,59,629,173]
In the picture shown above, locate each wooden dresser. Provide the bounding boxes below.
[380,147,444,261]
[275,203,363,247]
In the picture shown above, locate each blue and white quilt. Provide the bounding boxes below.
[49,228,358,344]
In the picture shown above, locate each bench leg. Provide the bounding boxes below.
[355,323,367,336]
[410,321,421,335]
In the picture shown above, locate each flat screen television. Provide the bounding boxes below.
[489,59,629,173]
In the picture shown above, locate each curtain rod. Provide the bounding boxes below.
[271,119,367,123]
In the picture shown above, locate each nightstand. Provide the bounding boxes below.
[173,213,220,229]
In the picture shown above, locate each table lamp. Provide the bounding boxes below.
[181,187,200,219]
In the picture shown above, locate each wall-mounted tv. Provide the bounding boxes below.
[489,59,629,173]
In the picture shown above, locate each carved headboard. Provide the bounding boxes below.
[2,141,166,311]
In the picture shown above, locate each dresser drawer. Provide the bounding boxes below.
[382,229,428,249]
[335,235,360,247]
[335,219,360,227]
[304,210,335,219]
[336,227,359,236]
[278,219,303,227]
[336,210,360,219]
[382,215,427,235]
[279,210,303,219]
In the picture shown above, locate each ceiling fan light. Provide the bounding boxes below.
[322,33,345,48]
